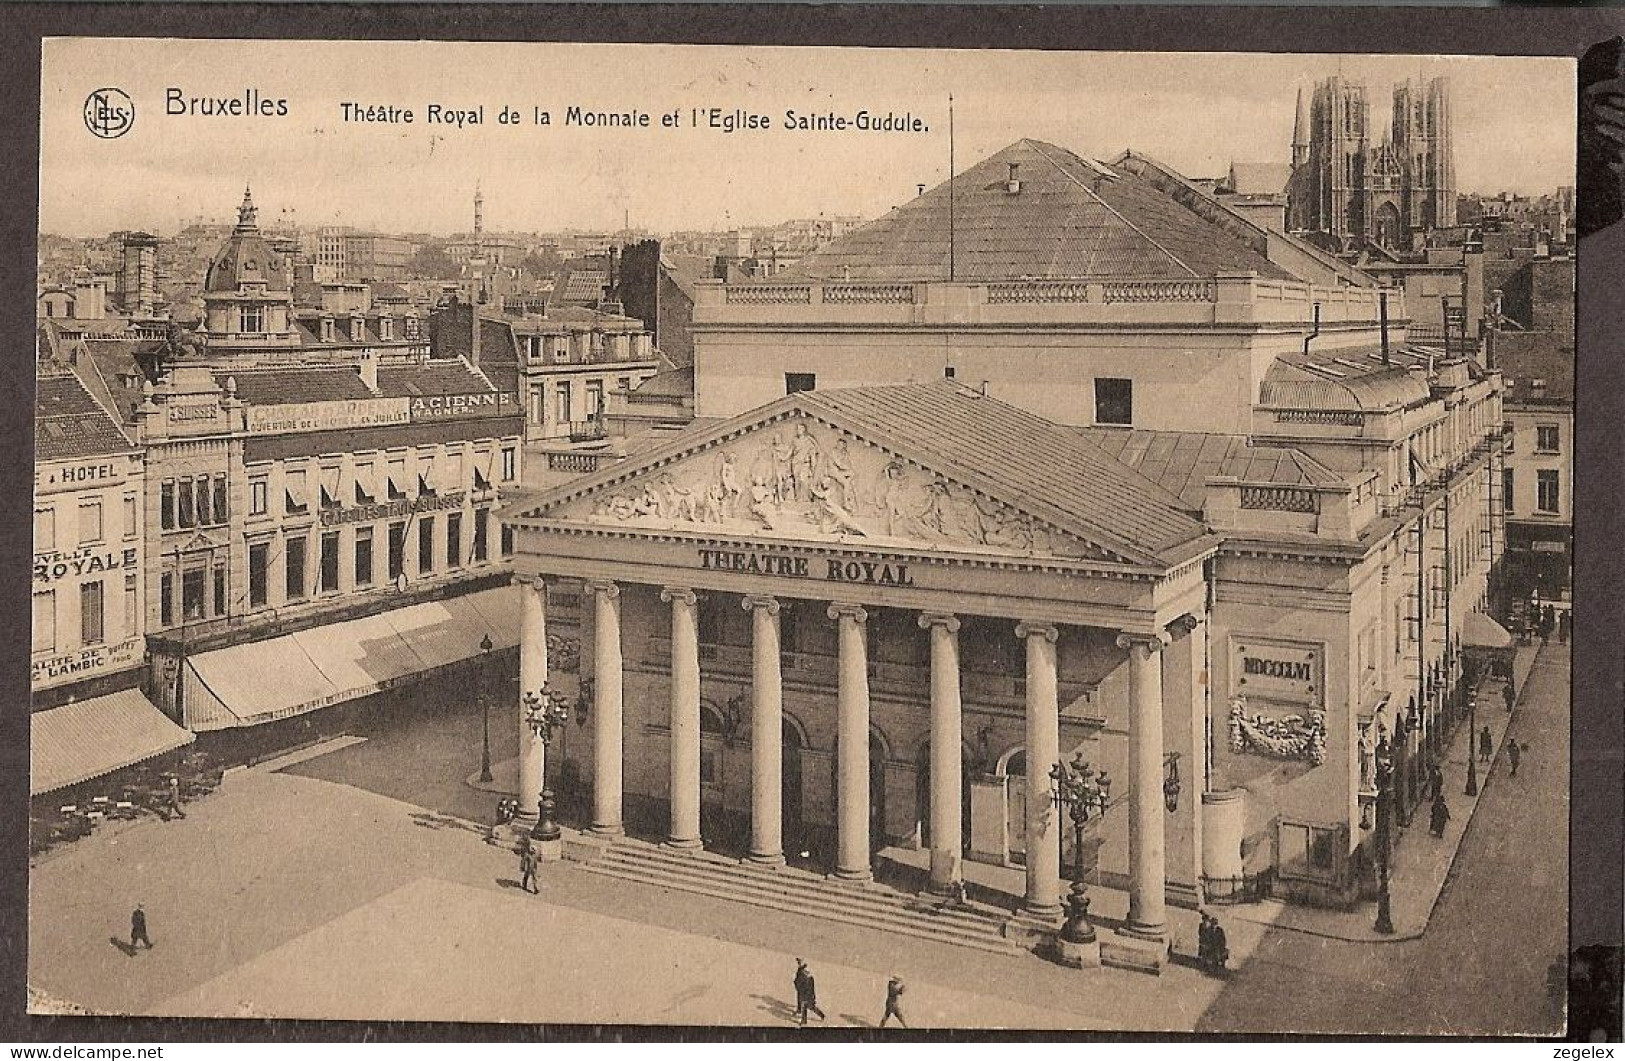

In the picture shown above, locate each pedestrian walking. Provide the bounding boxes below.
[792,959,825,1025]
[1503,679,1517,714]
[519,842,538,894]
[1508,739,1522,777]
[166,775,186,820]
[1429,764,1445,801]
[880,975,908,1028]
[1200,913,1230,974]
[1479,725,1494,762]
[130,904,153,950]
[1429,794,1452,838]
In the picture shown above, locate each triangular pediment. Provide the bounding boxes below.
[527,409,1141,565]
[177,530,227,554]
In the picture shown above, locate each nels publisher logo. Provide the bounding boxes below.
[83,87,134,139]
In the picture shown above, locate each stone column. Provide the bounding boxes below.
[515,575,548,827]
[589,579,624,837]
[743,595,784,866]
[829,603,871,882]
[920,612,964,893]
[663,587,703,850]
[1119,631,1171,942]
[1017,621,1062,918]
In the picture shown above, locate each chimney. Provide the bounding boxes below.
[469,301,481,369]
[1006,163,1022,194]
[1380,290,1390,365]
[917,183,926,197]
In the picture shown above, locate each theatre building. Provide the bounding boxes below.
[503,138,1505,919]
[31,364,194,798]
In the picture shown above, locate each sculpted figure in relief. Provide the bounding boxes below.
[789,422,822,502]
[718,453,743,517]
[768,432,794,503]
[811,476,867,536]
[824,437,857,511]
[880,461,922,538]
[657,473,697,522]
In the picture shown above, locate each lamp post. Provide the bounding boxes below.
[477,633,494,783]
[1465,688,1480,797]
[1049,752,1111,947]
[1374,737,1396,935]
[524,684,572,842]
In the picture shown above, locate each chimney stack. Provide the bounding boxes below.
[1006,163,1022,194]
[917,183,926,197]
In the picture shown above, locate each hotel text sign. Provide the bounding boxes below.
[248,398,411,436]
[409,392,517,421]
[697,547,915,587]
[33,545,139,585]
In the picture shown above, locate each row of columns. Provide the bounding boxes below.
[513,575,1171,940]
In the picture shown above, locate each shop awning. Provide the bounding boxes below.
[1462,611,1515,651]
[31,688,195,797]
[181,584,520,731]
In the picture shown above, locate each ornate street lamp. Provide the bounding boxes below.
[477,633,495,783]
[1374,737,1396,935]
[1465,690,1480,797]
[1162,752,1182,814]
[1049,752,1111,946]
[524,684,572,842]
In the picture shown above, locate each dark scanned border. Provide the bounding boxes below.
[0,3,1620,1044]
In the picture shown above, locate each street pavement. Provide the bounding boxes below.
[1197,643,1571,1036]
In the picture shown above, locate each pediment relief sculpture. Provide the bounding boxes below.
[563,416,1116,561]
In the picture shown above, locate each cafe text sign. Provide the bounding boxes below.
[697,547,916,587]
[248,398,410,436]
[32,636,144,690]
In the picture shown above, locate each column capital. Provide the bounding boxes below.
[512,573,546,590]
[741,594,780,617]
[586,579,621,601]
[1015,620,1059,644]
[1164,613,1202,639]
[917,611,961,634]
[827,602,868,624]
[1116,630,1171,655]
[661,586,698,606]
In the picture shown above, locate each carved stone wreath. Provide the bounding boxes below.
[1227,697,1327,766]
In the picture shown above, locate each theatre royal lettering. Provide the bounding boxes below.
[321,491,467,527]
[696,547,915,586]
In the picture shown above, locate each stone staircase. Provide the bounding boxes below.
[577,836,1023,956]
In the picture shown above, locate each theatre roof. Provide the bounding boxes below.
[1260,347,1439,413]
[1078,429,1345,510]
[787,139,1296,284]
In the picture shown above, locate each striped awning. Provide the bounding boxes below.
[1462,611,1515,651]
[30,688,195,797]
[182,584,520,731]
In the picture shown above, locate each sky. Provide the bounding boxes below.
[39,38,1575,237]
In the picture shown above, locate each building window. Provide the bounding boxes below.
[474,453,492,492]
[124,572,138,632]
[79,500,104,544]
[182,568,206,621]
[196,475,213,526]
[355,527,374,586]
[501,521,515,558]
[585,380,604,420]
[123,495,138,539]
[177,479,196,528]
[786,372,816,395]
[285,535,308,600]
[1094,378,1133,426]
[388,522,406,581]
[240,305,265,333]
[34,508,54,552]
[379,316,393,340]
[473,509,490,562]
[1536,469,1560,514]
[387,458,408,501]
[160,573,174,627]
[161,480,175,530]
[556,382,572,424]
[213,564,227,616]
[250,478,268,516]
[419,516,436,574]
[285,469,309,516]
[320,532,340,593]
[213,475,228,524]
[501,448,517,483]
[249,543,269,607]
[1502,468,1514,511]
[447,513,463,568]
[1279,821,1339,882]
[32,591,55,653]
[319,467,342,510]
[418,456,438,497]
[943,365,956,380]
[1535,425,1560,454]
[1502,421,1514,453]
[354,462,376,504]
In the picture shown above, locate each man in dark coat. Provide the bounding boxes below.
[793,959,825,1025]
[880,975,908,1028]
[1479,726,1494,762]
[1206,915,1229,973]
[130,905,153,950]
[1429,764,1445,801]
[1508,739,1522,777]
[1430,794,1452,838]
[1504,679,1517,713]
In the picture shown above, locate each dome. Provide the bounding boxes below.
[203,187,287,295]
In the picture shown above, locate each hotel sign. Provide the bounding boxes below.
[696,547,916,587]
[33,545,139,585]
[408,392,517,422]
[1230,637,1324,710]
[320,490,467,528]
[248,398,411,436]
[32,635,144,691]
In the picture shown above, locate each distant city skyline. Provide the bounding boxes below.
[40,39,1575,238]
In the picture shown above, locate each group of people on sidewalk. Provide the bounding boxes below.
[792,958,908,1028]
[1424,676,1530,839]
[1519,601,1569,647]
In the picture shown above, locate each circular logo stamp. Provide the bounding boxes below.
[83,88,134,139]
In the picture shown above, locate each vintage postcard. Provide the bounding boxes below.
[30,37,1578,1034]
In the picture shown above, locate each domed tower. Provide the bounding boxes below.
[201,186,300,352]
